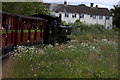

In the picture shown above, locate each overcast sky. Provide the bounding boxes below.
[43,0,120,9]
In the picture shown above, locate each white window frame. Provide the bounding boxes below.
[72,14,76,18]
[107,27,110,29]
[99,16,103,19]
[90,15,92,17]
[80,14,84,18]
[65,13,69,18]
[106,16,110,20]
[92,15,96,19]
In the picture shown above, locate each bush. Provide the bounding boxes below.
[61,21,66,26]
[72,22,107,35]
[75,19,82,24]
[61,21,73,26]
[89,24,106,34]
[113,27,120,31]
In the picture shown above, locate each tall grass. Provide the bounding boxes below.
[71,21,118,41]
[3,39,118,78]
[3,21,118,78]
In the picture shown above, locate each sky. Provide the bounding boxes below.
[43,0,120,9]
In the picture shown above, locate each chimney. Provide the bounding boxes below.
[90,3,94,8]
[96,5,98,8]
[64,1,67,5]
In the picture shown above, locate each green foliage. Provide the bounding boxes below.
[113,27,120,31]
[61,21,72,26]
[2,15,118,78]
[71,22,118,42]
[2,2,50,16]
[89,24,106,34]
[72,21,108,35]
[78,4,86,6]
[61,21,66,26]
[110,5,120,28]
[75,19,82,23]
[3,20,118,78]
[3,36,118,78]
[71,21,118,42]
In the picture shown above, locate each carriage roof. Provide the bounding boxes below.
[32,14,59,21]
[1,11,45,21]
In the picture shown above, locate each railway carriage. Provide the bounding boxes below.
[16,15,45,45]
[2,12,17,54]
[1,11,71,58]
[1,12,45,57]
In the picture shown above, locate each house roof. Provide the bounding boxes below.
[43,3,112,16]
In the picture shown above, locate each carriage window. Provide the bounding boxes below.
[35,21,39,30]
[2,17,6,30]
[27,21,31,29]
[19,19,27,30]
[2,16,15,30]
[6,17,11,30]
[18,18,21,30]
[32,22,35,29]
[9,17,11,29]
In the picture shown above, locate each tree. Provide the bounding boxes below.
[110,5,120,28]
[2,2,50,16]
[78,4,86,6]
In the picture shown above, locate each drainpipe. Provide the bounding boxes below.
[97,15,98,24]
[59,13,62,24]
[79,13,81,21]
[105,16,106,29]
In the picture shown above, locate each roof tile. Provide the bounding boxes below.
[43,3,112,16]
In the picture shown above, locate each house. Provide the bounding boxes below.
[118,1,120,7]
[43,1,113,29]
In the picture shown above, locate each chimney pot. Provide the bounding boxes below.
[96,5,98,8]
[90,3,94,8]
[64,1,67,5]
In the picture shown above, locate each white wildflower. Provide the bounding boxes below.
[55,43,59,46]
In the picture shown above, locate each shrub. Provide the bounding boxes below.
[61,21,73,26]
[72,22,107,35]
[113,27,120,31]
[75,19,82,24]
[72,22,89,35]
[61,21,66,26]
[89,24,106,34]
[67,22,73,26]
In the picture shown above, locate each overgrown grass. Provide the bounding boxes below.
[71,22,118,41]
[3,22,118,78]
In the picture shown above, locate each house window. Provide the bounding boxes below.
[65,13,69,18]
[92,15,96,19]
[80,14,84,18]
[72,14,76,18]
[106,16,110,20]
[99,16,103,19]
